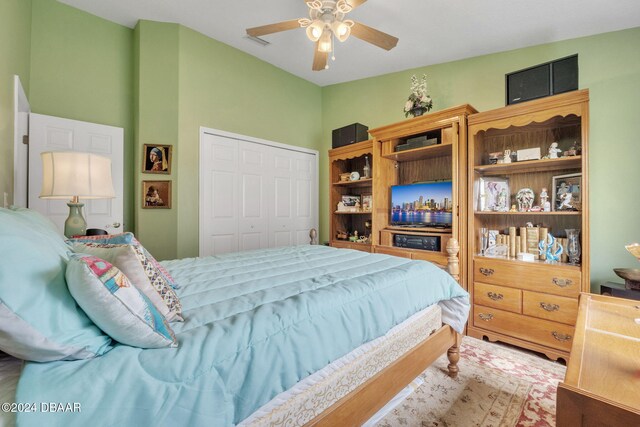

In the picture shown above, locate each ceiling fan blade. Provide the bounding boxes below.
[312,41,328,71]
[350,21,398,51]
[246,20,301,37]
[344,0,368,10]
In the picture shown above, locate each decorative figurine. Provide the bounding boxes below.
[539,187,548,206]
[336,230,348,240]
[355,200,361,211]
[509,204,517,212]
[543,201,551,212]
[548,142,562,159]
[539,233,563,263]
[503,149,512,164]
[337,201,346,212]
[516,188,535,212]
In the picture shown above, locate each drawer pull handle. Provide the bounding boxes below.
[552,278,573,288]
[487,292,503,301]
[540,302,560,312]
[480,268,494,276]
[552,331,572,342]
[478,313,494,321]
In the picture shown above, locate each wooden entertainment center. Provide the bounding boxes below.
[368,105,477,281]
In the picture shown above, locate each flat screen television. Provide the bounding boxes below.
[390,181,453,227]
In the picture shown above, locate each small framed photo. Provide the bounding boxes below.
[478,177,510,212]
[361,194,372,211]
[142,180,171,209]
[552,173,581,211]
[341,195,360,207]
[143,144,172,174]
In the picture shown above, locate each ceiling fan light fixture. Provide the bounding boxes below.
[318,29,333,53]
[332,20,352,42]
[306,20,324,41]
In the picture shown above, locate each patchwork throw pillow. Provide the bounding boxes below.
[71,242,183,322]
[0,207,113,362]
[68,232,180,290]
[66,255,177,348]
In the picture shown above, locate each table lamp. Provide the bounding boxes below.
[39,151,116,237]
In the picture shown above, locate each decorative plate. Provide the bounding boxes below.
[350,171,360,181]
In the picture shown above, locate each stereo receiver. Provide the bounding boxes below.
[393,234,441,251]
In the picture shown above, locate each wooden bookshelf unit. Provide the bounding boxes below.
[369,105,477,283]
[328,140,374,253]
[466,90,590,361]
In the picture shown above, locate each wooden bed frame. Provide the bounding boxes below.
[307,234,463,426]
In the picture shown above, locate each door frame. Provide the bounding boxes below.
[198,126,319,256]
[13,75,30,208]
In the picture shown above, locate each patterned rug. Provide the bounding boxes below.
[375,336,566,427]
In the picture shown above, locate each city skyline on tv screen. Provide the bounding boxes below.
[391,181,452,210]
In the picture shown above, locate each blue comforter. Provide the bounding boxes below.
[16,245,469,426]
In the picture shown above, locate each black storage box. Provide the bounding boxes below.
[332,123,369,149]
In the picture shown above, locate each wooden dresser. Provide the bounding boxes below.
[556,294,640,426]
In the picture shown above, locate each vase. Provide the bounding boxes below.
[411,108,426,117]
[565,229,581,265]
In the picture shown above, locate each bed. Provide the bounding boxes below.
[0,207,469,426]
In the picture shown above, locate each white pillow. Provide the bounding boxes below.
[66,255,177,349]
[72,242,183,322]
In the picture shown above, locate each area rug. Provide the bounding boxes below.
[375,336,566,427]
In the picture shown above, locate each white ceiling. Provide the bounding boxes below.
[58,0,640,87]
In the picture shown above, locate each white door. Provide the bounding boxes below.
[238,140,269,251]
[200,134,240,255]
[199,129,318,257]
[268,149,317,247]
[28,113,124,234]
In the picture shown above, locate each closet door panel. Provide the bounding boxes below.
[200,134,239,256]
[238,141,269,251]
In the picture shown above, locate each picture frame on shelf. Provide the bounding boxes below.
[142,180,171,209]
[361,194,372,211]
[552,173,581,211]
[477,177,510,212]
[341,195,360,207]
[143,144,172,174]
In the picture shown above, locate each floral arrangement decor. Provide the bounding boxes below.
[403,74,433,118]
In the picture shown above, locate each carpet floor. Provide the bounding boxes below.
[375,336,566,427]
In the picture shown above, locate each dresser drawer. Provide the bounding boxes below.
[473,305,575,352]
[474,258,581,297]
[523,291,578,325]
[474,282,522,313]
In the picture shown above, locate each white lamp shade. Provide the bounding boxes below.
[306,21,324,42]
[331,21,351,42]
[40,151,116,199]
[318,29,333,53]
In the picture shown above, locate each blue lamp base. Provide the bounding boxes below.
[64,203,87,238]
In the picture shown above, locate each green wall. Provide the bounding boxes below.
[28,0,134,231]
[320,27,640,289]
[134,21,180,261]
[134,23,322,259]
[0,0,31,204]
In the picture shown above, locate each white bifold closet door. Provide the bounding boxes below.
[199,131,318,257]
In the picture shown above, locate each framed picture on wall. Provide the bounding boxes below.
[142,180,171,209]
[143,144,172,174]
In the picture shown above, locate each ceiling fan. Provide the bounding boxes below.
[246,0,398,71]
